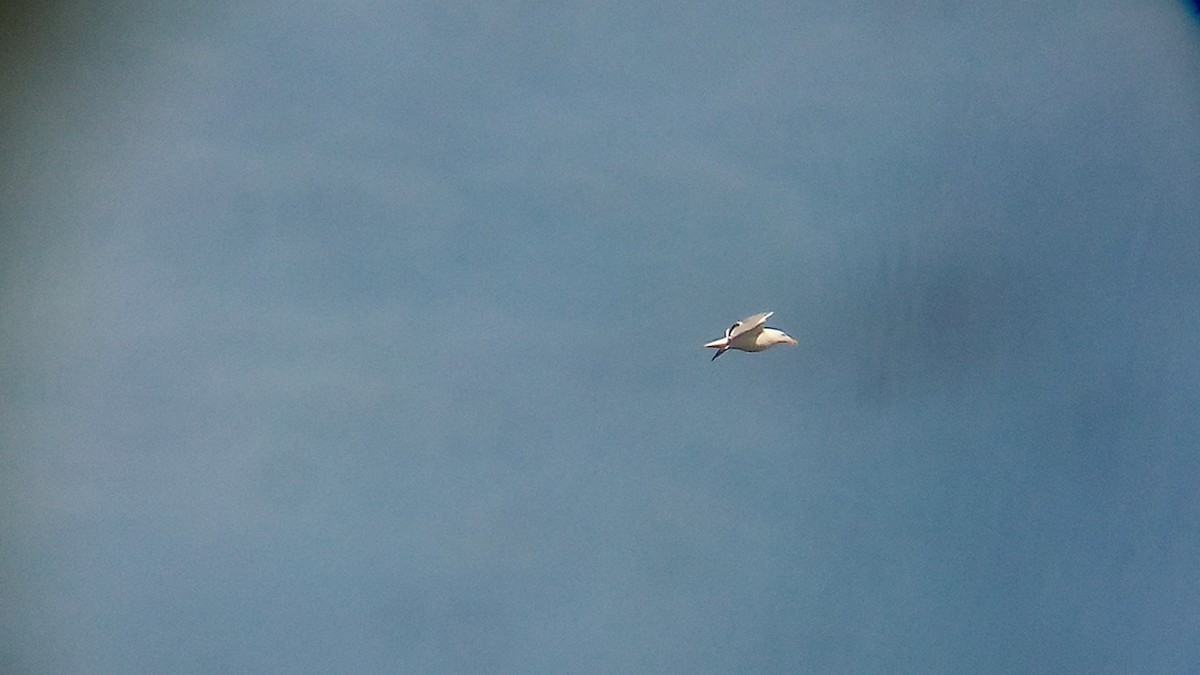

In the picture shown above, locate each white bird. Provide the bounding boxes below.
[704,311,798,361]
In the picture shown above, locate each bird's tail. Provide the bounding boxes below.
[704,338,730,360]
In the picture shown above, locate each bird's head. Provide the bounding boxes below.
[763,329,798,347]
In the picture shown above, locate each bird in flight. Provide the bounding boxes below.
[704,311,797,361]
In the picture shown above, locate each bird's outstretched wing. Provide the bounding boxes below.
[728,312,772,340]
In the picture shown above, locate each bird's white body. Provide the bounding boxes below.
[704,311,797,360]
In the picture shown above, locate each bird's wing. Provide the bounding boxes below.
[728,312,773,340]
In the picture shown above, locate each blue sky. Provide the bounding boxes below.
[3,2,1200,672]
